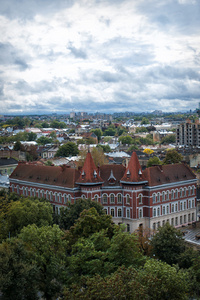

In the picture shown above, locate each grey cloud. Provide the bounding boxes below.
[67,44,88,59]
[10,80,58,95]
[0,42,29,70]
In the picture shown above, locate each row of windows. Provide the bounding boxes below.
[104,207,132,218]
[100,193,142,204]
[152,186,195,203]
[152,213,195,230]
[153,199,195,217]
[15,186,72,203]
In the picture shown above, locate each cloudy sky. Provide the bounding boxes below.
[0,0,200,115]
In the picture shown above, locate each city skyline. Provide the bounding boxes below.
[0,0,200,115]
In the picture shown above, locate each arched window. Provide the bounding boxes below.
[153,208,156,217]
[171,190,174,200]
[41,190,44,198]
[184,201,186,210]
[110,208,115,217]
[38,189,40,198]
[157,207,160,216]
[55,192,58,202]
[180,202,183,211]
[110,194,115,204]
[166,191,169,200]
[127,209,130,218]
[127,224,130,232]
[184,187,187,197]
[153,193,156,203]
[162,191,165,201]
[188,186,191,196]
[50,191,53,201]
[192,186,195,195]
[104,208,107,215]
[103,194,108,204]
[64,194,67,203]
[22,187,25,196]
[139,208,143,218]
[118,208,122,217]
[166,205,169,214]
[180,188,183,198]
[188,200,191,209]
[94,194,98,202]
[126,194,130,204]
[46,191,49,200]
[163,206,166,215]
[138,194,143,204]
[175,189,178,199]
[157,193,160,202]
[171,204,174,213]
[192,199,195,208]
[117,194,122,204]
[58,193,62,202]
[82,194,86,200]
[175,203,178,212]
[68,194,71,203]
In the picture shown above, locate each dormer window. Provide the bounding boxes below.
[138,169,142,175]
[108,170,116,185]
[94,170,97,178]
[127,169,130,177]
[82,170,85,178]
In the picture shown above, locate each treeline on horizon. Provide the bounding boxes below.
[1,190,200,299]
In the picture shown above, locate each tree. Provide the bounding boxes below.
[147,156,161,167]
[136,127,148,133]
[150,222,185,265]
[27,132,37,141]
[19,224,67,300]
[57,198,105,230]
[161,134,176,145]
[103,126,116,136]
[141,117,149,125]
[143,148,154,155]
[0,197,53,241]
[162,149,183,165]
[36,136,52,145]
[90,128,103,142]
[13,140,25,151]
[0,238,39,300]
[55,142,79,157]
[118,135,133,145]
[97,144,111,153]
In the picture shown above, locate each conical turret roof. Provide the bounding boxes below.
[120,152,147,184]
[76,151,103,185]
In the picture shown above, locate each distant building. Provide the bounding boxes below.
[176,119,200,147]
[10,152,197,232]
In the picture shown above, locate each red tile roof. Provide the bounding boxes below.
[76,151,103,185]
[120,152,146,183]
[100,164,126,186]
[143,163,196,186]
[10,162,80,188]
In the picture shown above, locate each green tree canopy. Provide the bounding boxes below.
[162,149,183,164]
[36,136,52,145]
[160,134,176,144]
[118,135,133,145]
[150,222,185,265]
[147,156,162,167]
[55,142,79,157]
[90,128,103,142]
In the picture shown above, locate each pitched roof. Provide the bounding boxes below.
[120,151,147,184]
[10,163,80,188]
[143,163,196,187]
[76,151,103,185]
[100,164,126,186]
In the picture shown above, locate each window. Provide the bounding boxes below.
[64,194,67,203]
[22,187,25,196]
[58,193,62,202]
[82,194,86,199]
[162,206,166,215]
[153,208,156,217]
[188,186,191,196]
[162,191,165,201]
[94,194,98,202]
[110,194,115,204]
[103,194,108,204]
[192,213,194,221]
[25,187,28,196]
[111,208,115,217]
[55,192,58,202]
[138,194,143,204]
[139,208,143,218]
[30,188,33,197]
[171,218,174,226]
[184,187,187,197]
[171,204,174,213]
[127,209,130,218]
[188,214,191,222]
[192,186,195,195]
[166,191,169,200]
[180,188,183,198]
[157,193,160,202]
[162,220,165,227]
[118,208,122,217]
[11,184,14,192]
[153,193,156,203]
[166,205,169,214]
[175,189,178,199]
[157,207,160,216]
[180,202,183,211]
[46,191,49,200]
[180,216,182,225]
[117,194,122,204]
[157,222,160,228]
[126,194,130,204]
[104,209,107,215]
[127,224,130,232]
[153,223,156,230]
[68,195,71,203]
[188,200,191,209]
[192,199,195,208]
[175,217,178,226]
[175,203,178,212]
[184,201,186,210]
[50,191,53,201]
[171,190,174,200]
[184,215,187,223]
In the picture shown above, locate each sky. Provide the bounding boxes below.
[0,0,200,115]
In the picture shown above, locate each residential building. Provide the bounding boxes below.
[9,152,197,232]
[176,119,200,147]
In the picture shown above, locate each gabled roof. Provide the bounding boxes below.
[143,163,196,187]
[120,152,147,184]
[100,164,126,186]
[10,162,80,188]
[76,151,103,185]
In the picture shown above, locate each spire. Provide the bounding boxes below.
[76,151,103,185]
[120,152,147,184]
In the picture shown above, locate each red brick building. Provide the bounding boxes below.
[9,151,197,232]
